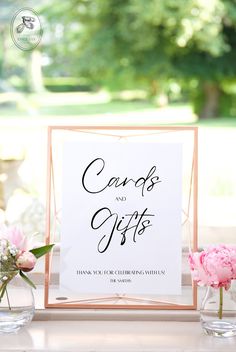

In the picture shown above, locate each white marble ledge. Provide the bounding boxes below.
[0,321,236,352]
[34,308,200,322]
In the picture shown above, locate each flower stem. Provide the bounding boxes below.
[6,288,11,311]
[218,287,223,319]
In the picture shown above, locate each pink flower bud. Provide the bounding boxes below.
[16,251,37,272]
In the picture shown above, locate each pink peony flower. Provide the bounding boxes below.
[189,244,236,289]
[16,251,37,272]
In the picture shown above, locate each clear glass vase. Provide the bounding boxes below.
[200,281,236,337]
[0,271,35,333]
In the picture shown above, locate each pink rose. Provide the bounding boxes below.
[16,251,37,272]
[189,244,236,289]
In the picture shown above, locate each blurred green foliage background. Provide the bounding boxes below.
[1,0,236,120]
[0,0,236,240]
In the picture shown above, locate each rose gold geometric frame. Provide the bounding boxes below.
[45,126,198,309]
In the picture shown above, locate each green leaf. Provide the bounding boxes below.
[30,244,54,259]
[19,270,36,289]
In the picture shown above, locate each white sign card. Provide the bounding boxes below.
[60,141,182,295]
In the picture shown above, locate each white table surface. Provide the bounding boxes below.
[1,321,236,351]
